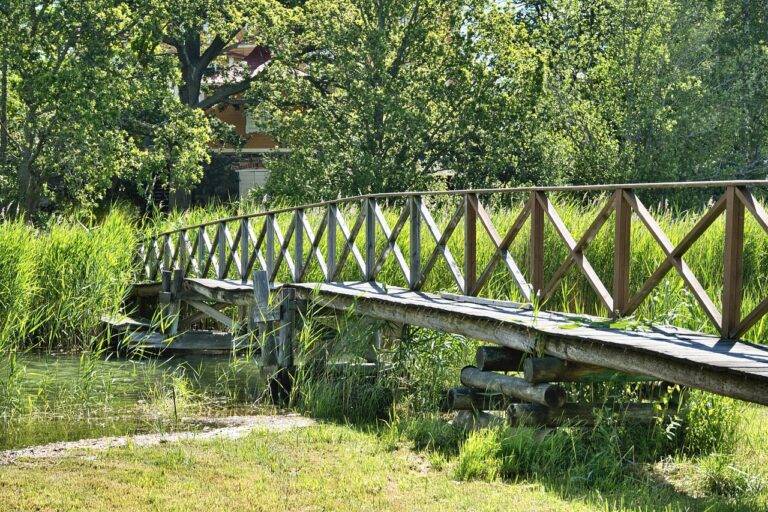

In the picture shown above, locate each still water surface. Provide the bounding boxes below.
[0,352,265,450]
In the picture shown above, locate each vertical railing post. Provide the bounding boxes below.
[197,227,205,278]
[178,230,187,276]
[162,234,172,272]
[365,198,376,281]
[217,221,227,279]
[294,209,304,282]
[529,191,545,299]
[266,213,275,283]
[722,186,745,338]
[464,192,478,296]
[327,204,337,282]
[240,218,249,283]
[148,236,158,280]
[409,196,421,289]
[613,189,631,317]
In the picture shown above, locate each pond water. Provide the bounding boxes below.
[0,352,267,451]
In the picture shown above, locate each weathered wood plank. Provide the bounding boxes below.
[613,189,631,315]
[186,300,234,329]
[464,193,478,295]
[409,196,421,289]
[722,186,744,338]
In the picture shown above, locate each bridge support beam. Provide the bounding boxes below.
[294,285,768,405]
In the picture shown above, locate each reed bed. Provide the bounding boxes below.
[0,208,136,352]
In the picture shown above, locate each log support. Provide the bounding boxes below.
[460,366,566,408]
[476,346,525,372]
[523,356,655,384]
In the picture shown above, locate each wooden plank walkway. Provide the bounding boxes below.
[288,281,768,405]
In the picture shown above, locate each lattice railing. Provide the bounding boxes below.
[139,180,768,339]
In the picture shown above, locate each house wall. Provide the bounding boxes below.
[209,105,276,150]
[237,168,271,197]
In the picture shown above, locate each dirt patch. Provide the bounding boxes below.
[0,414,316,465]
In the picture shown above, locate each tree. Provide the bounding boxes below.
[518,0,768,186]
[0,0,211,216]
[259,0,544,201]
[153,0,294,111]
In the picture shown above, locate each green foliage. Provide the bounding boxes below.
[0,0,212,214]
[0,208,136,351]
[454,428,503,481]
[699,453,766,500]
[680,391,741,456]
[261,0,543,201]
[258,0,768,199]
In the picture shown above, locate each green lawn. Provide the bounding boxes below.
[0,422,759,512]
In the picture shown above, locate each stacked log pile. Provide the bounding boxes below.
[447,346,664,430]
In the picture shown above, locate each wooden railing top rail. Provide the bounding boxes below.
[149,180,768,238]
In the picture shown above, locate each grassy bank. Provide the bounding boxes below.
[1,422,765,511]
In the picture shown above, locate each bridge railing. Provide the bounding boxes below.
[139,180,768,339]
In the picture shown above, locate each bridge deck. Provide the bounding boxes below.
[285,281,768,405]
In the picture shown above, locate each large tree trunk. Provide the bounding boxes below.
[17,154,40,217]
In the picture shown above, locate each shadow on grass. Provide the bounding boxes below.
[298,400,762,512]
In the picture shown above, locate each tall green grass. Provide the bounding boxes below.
[0,208,136,351]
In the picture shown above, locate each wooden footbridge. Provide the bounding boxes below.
[127,181,768,419]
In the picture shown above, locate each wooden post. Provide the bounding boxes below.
[217,222,226,279]
[444,387,508,411]
[240,219,249,283]
[530,191,545,298]
[365,198,376,281]
[159,269,174,334]
[168,269,183,335]
[722,186,745,338]
[266,213,275,282]
[409,196,421,289]
[613,189,631,316]
[162,234,172,272]
[508,403,660,427]
[327,204,337,282]
[294,209,304,283]
[197,228,205,278]
[464,193,478,295]
[178,230,188,274]
[271,287,297,403]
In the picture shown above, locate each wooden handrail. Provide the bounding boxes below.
[139,180,768,340]
[147,180,768,239]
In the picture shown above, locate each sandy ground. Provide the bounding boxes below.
[0,414,316,465]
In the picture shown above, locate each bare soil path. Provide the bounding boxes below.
[0,414,316,465]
